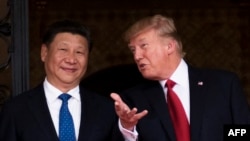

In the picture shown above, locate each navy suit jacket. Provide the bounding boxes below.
[0,83,124,141]
[120,66,250,141]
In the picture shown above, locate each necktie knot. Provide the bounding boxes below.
[59,93,71,102]
[166,79,176,89]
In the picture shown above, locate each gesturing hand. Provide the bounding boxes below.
[110,93,148,131]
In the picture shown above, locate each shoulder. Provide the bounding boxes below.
[188,65,241,85]
[0,84,44,113]
[189,64,239,78]
[12,83,44,100]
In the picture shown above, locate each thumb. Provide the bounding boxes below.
[110,93,122,102]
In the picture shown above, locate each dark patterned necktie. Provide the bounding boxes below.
[58,93,76,141]
[166,79,190,141]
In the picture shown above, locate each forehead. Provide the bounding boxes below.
[49,33,88,50]
[54,32,86,40]
[54,32,87,43]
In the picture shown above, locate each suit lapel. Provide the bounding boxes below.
[188,66,206,141]
[27,84,59,141]
[144,81,176,141]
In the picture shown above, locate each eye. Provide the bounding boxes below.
[130,47,135,53]
[76,51,84,54]
[140,43,148,48]
[76,49,87,55]
[59,48,67,51]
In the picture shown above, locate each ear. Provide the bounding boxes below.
[41,44,48,62]
[166,38,176,54]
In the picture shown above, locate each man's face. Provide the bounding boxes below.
[128,29,172,80]
[41,32,89,90]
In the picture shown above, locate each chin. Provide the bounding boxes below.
[142,73,160,80]
[142,73,153,79]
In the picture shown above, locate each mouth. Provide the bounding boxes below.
[138,64,146,70]
[62,67,77,73]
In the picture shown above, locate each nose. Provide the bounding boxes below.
[65,52,77,64]
[134,49,143,62]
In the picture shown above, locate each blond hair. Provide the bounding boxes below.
[124,14,184,57]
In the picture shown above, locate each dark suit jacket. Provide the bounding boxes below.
[120,66,250,141]
[0,83,124,141]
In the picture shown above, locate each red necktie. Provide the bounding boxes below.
[166,79,190,141]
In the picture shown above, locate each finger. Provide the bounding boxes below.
[112,101,132,118]
[134,110,148,120]
[114,101,130,113]
[126,109,148,122]
[110,93,123,103]
[126,107,138,118]
[113,101,122,110]
[110,93,130,111]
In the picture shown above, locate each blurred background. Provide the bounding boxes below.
[0,0,250,109]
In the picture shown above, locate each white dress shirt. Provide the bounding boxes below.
[43,78,81,140]
[159,59,190,122]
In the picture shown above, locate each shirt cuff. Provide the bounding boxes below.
[118,119,138,141]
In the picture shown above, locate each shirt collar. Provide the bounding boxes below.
[159,59,189,88]
[43,78,81,104]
